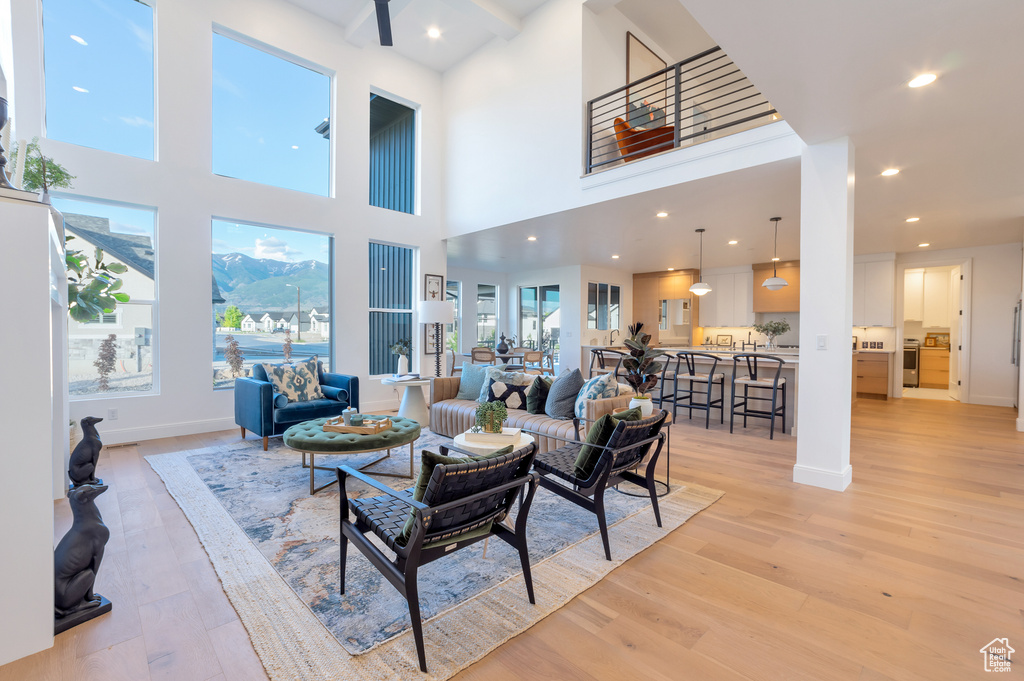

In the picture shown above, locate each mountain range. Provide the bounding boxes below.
[212,253,329,311]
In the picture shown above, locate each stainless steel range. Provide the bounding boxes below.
[903,338,920,387]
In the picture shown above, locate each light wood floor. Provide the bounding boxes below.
[3,398,1022,680]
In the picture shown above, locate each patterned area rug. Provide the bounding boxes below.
[147,430,723,681]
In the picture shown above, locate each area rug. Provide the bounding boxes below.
[147,431,723,681]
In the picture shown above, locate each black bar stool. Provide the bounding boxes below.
[589,348,626,379]
[668,351,725,428]
[651,355,677,409]
[729,354,787,439]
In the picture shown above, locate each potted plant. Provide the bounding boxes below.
[390,338,412,375]
[752,319,791,350]
[474,400,508,434]
[622,323,664,416]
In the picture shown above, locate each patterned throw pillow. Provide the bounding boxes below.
[484,368,534,410]
[574,372,620,418]
[260,356,324,403]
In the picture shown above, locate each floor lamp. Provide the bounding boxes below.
[417,300,454,377]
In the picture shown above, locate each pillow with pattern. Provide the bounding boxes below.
[484,368,535,410]
[260,356,324,403]
[574,372,620,418]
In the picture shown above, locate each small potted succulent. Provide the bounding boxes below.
[622,323,664,416]
[752,319,791,350]
[474,400,508,434]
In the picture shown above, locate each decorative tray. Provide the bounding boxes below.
[323,416,392,435]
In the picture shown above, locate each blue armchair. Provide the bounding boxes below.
[235,361,360,450]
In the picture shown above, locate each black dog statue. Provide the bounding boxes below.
[54,483,112,633]
[69,416,104,487]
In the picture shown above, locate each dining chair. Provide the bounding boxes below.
[470,347,496,364]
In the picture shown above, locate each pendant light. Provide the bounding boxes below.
[761,217,788,291]
[689,228,712,296]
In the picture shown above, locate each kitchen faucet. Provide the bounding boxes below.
[610,329,620,345]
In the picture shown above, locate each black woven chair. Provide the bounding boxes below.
[336,443,539,673]
[527,410,668,561]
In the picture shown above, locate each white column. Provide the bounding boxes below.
[794,138,854,491]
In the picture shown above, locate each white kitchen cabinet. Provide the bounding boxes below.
[904,269,924,321]
[733,270,755,326]
[715,272,735,328]
[697,274,718,328]
[922,269,950,327]
[696,271,754,328]
[853,260,894,326]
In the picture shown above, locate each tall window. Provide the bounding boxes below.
[212,31,331,196]
[55,197,157,397]
[211,220,333,388]
[587,282,621,330]
[446,280,460,352]
[519,285,560,365]
[369,93,416,214]
[369,243,413,375]
[476,284,497,348]
[43,0,155,159]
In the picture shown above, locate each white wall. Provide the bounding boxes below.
[897,242,1023,407]
[11,0,448,442]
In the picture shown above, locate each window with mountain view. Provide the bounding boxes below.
[211,220,332,389]
[54,196,158,397]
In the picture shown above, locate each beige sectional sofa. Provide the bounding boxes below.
[428,376,634,454]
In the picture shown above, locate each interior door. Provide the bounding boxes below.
[949,266,961,400]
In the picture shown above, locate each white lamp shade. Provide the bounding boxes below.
[689,281,712,296]
[417,300,454,324]
[761,276,788,291]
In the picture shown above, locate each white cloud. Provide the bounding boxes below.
[255,236,304,262]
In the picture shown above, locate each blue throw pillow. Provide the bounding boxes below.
[574,372,620,418]
[455,362,506,400]
[545,368,585,420]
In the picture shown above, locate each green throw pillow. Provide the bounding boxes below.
[526,376,553,414]
[573,407,643,480]
[398,444,515,545]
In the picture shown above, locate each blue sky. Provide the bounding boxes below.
[43,0,331,195]
[212,220,330,264]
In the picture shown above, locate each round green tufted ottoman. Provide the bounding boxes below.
[283,416,421,494]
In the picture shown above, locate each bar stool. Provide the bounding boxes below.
[729,354,787,439]
[669,351,725,428]
[588,348,627,379]
[652,355,678,409]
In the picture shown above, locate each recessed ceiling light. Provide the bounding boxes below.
[905,217,920,222]
[72,86,88,93]
[728,240,738,245]
[70,34,87,45]
[527,236,537,241]
[918,243,930,248]
[908,74,936,88]
[611,254,619,259]
[667,267,675,271]
[427,27,441,39]
[881,168,900,176]
[656,212,668,218]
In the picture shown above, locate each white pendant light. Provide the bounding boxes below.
[689,228,712,296]
[762,217,788,291]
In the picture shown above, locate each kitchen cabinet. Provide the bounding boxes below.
[633,270,696,345]
[855,353,889,398]
[904,269,924,321]
[920,348,950,389]
[695,271,754,328]
[752,261,800,313]
[922,270,950,328]
[853,260,894,326]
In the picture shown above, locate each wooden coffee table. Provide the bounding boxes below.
[283,416,421,494]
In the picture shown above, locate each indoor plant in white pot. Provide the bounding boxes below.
[390,338,412,375]
[622,323,664,416]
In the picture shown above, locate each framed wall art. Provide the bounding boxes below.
[424,325,438,354]
[425,274,443,301]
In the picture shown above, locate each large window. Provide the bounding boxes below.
[476,284,497,348]
[519,285,560,365]
[55,197,157,397]
[369,242,413,375]
[211,220,332,388]
[212,31,331,196]
[587,283,621,330]
[369,93,416,214]
[446,280,460,352]
[43,0,155,159]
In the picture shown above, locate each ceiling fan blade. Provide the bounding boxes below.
[375,0,393,47]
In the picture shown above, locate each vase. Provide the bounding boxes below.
[496,334,509,355]
[629,396,654,417]
[396,354,409,375]
[763,337,775,351]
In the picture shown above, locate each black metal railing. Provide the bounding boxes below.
[585,46,779,174]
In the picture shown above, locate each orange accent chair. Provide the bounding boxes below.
[612,117,675,162]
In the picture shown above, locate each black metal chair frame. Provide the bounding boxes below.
[729,353,787,439]
[337,443,540,673]
[588,348,627,379]
[664,351,725,428]
[525,410,667,561]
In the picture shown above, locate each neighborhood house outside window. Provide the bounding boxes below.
[212,31,331,196]
[54,197,157,397]
[369,242,414,375]
[42,0,155,160]
[211,220,333,388]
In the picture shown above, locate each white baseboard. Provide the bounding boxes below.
[100,417,237,446]
[967,395,1015,408]
[1017,417,1024,432]
[361,398,401,413]
[792,463,852,492]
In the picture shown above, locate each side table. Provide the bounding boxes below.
[381,377,432,426]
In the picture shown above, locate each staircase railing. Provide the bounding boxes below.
[585,46,779,174]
